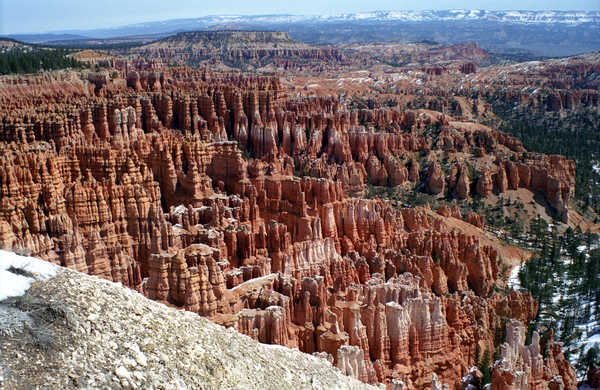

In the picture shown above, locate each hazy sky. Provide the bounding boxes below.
[1,0,598,34]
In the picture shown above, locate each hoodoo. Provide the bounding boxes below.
[0,5,599,390]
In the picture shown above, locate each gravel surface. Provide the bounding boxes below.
[0,268,378,390]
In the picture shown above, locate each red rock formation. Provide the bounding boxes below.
[0,65,579,389]
[491,320,576,390]
[466,213,485,230]
[455,166,470,200]
[476,169,494,196]
[428,161,446,195]
[460,62,477,74]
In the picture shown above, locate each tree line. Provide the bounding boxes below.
[518,217,600,377]
[0,48,85,75]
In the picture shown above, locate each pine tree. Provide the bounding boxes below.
[479,351,492,385]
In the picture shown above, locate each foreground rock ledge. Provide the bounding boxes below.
[0,268,377,390]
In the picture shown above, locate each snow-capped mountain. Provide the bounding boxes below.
[27,10,600,39]
[255,10,600,25]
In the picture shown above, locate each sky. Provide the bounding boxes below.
[1,0,598,34]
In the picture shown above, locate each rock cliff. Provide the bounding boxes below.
[131,30,345,70]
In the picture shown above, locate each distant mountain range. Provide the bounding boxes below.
[128,10,600,26]
[6,10,599,41]
[3,10,599,56]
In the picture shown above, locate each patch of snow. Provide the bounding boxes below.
[230,273,276,292]
[582,333,600,351]
[281,10,600,25]
[229,195,242,203]
[0,250,58,301]
[508,263,522,290]
[171,205,187,216]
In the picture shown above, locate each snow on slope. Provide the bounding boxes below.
[197,10,600,25]
[0,250,58,301]
[507,262,522,290]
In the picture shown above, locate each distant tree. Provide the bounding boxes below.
[577,345,599,377]
[479,350,492,385]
